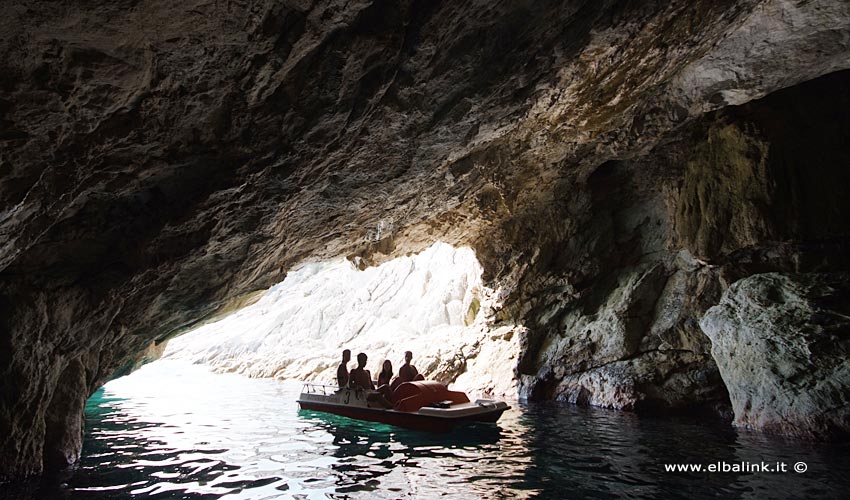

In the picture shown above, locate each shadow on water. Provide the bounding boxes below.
[516,400,850,500]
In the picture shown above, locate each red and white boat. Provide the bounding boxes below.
[297,380,510,432]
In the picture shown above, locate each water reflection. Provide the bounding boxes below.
[298,410,520,498]
[3,360,849,500]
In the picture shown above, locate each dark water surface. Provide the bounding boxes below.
[6,360,850,499]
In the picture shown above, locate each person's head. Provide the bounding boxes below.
[357,352,367,367]
[404,351,413,364]
[382,359,392,374]
[342,349,351,362]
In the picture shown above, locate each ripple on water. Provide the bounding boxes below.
[3,360,849,500]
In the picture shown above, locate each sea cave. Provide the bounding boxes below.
[1,0,850,498]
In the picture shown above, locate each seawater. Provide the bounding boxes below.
[7,360,850,499]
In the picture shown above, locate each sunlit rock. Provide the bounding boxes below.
[165,243,520,397]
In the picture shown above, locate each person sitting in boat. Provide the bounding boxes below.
[399,351,425,383]
[337,349,351,389]
[376,360,394,401]
[377,360,393,387]
[390,351,425,393]
[350,353,393,408]
[349,352,373,390]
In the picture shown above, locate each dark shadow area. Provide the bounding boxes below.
[520,400,850,500]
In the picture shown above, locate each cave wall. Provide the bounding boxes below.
[513,70,850,423]
[1,0,850,480]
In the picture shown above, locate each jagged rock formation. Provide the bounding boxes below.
[1,0,850,480]
[517,69,850,415]
[701,273,850,440]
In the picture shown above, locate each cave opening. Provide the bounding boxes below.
[67,242,531,497]
[109,241,521,398]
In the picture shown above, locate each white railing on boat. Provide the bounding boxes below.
[301,383,339,395]
[301,381,383,394]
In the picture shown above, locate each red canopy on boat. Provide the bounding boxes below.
[393,381,470,412]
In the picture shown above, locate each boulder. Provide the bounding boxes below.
[700,273,850,440]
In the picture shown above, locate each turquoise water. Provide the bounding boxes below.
[6,360,850,499]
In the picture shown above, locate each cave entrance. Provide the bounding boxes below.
[155,242,520,397]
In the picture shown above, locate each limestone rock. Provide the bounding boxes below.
[671,0,850,113]
[2,0,850,480]
[550,350,728,414]
[163,243,501,390]
[42,357,88,472]
[519,260,729,414]
[700,273,850,439]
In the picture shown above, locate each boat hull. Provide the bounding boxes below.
[297,386,509,433]
[298,400,507,432]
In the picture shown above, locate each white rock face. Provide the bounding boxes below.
[700,273,850,439]
[673,0,850,113]
[165,242,520,397]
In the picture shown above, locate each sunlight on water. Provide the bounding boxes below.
[18,360,850,500]
[79,361,541,499]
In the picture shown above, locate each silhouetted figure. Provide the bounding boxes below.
[398,351,425,383]
[337,349,351,389]
[350,353,393,408]
[377,360,393,387]
[377,360,394,402]
[349,353,374,390]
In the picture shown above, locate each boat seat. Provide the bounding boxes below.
[427,400,455,409]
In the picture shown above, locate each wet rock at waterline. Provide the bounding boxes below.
[701,273,850,440]
[2,0,850,481]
